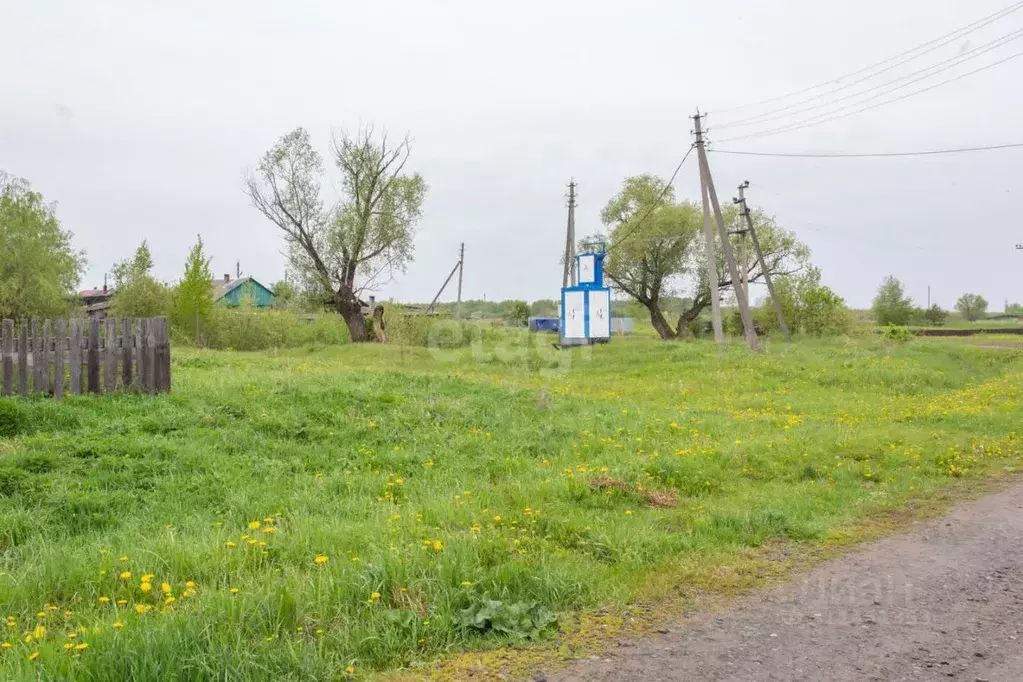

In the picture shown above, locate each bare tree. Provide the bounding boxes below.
[245,127,426,341]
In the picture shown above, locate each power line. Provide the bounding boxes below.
[715,50,1023,144]
[711,142,1023,158]
[606,144,695,252]
[710,0,1023,117]
[717,30,1023,130]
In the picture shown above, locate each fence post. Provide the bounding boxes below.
[162,318,171,393]
[18,320,29,396]
[105,317,117,392]
[1,320,12,396]
[69,318,83,396]
[87,319,101,394]
[122,318,133,389]
[54,320,66,399]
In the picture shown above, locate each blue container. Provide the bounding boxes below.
[528,317,560,333]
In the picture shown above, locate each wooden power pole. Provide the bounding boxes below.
[735,181,791,342]
[562,180,577,288]
[694,112,758,350]
[693,114,724,343]
[456,242,465,320]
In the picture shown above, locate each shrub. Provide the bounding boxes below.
[0,400,28,438]
[192,309,351,350]
[922,304,948,326]
[880,324,913,343]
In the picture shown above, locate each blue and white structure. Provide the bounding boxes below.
[560,242,611,346]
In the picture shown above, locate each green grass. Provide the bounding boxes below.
[1,334,1022,680]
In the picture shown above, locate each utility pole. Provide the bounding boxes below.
[735,181,790,342]
[562,181,577,288]
[426,246,464,315]
[456,242,465,320]
[693,113,724,343]
[695,112,758,350]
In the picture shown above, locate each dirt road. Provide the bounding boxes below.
[555,481,1023,682]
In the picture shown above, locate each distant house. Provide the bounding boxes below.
[212,274,275,308]
[79,285,114,321]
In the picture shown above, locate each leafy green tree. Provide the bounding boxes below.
[507,301,530,326]
[174,235,214,341]
[0,173,85,319]
[762,267,850,337]
[1006,302,1023,316]
[955,293,988,321]
[601,174,808,339]
[271,279,298,309]
[872,276,914,326]
[922,304,948,326]
[246,127,427,341]
[111,241,171,318]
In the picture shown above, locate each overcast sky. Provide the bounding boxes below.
[2,0,1020,309]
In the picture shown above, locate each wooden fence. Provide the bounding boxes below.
[0,317,170,398]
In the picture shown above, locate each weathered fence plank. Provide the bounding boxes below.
[31,320,43,393]
[42,320,52,394]
[54,320,66,399]
[122,318,133,389]
[69,318,83,396]
[18,321,29,396]
[87,319,101,394]
[161,318,171,393]
[1,320,13,396]
[104,317,117,392]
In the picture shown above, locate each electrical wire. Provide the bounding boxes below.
[605,144,695,253]
[710,142,1023,158]
[717,30,1023,130]
[714,50,1023,144]
[710,0,1023,117]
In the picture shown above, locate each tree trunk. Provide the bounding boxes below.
[646,303,677,340]
[337,299,370,342]
[676,291,711,338]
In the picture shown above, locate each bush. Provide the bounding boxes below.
[190,309,351,350]
[387,312,503,349]
[880,324,913,343]
[922,304,948,326]
[761,267,851,337]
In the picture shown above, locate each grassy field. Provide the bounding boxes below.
[1,334,1022,680]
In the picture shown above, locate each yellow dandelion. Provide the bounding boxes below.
[141,574,154,582]
[345,665,355,674]
[182,588,196,598]
[135,604,151,615]
[185,581,196,589]
[314,555,329,565]
[112,621,124,630]
[230,587,240,596]
[432,540,443,551]
[315,628,324,636]
[119,556,129,562]
[160,583,172,595]
[119,571,132,581]
[116,600,127,607]
[140,582,152,593]
[460,581,473,587]
[36,611,45,618]
[23,634,32,643]
[32,625,45,640]
[66,632,77,639]
[1,642,10,649]
[225,541,236,549]
[164,597,175,605]
[248,521,261,530]
[98,596,110,605]
[370,592,381,601]
[63,643,74,651]
[74,643,88,652]
[29,651,40,661]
